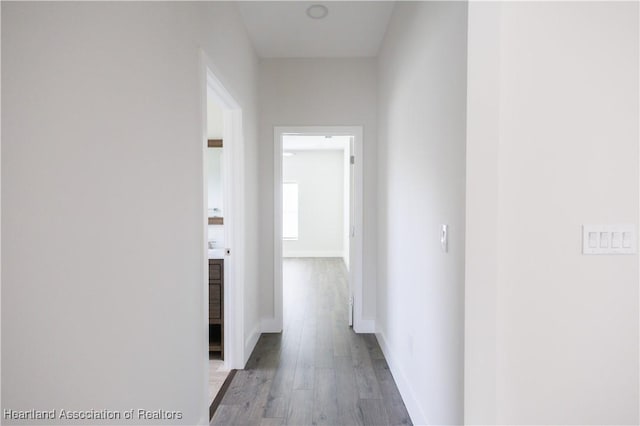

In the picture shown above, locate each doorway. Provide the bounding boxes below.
[201,51,246,419]
[273,127,364,332]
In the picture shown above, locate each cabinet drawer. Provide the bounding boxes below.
[209,261,223,281]
[209,284,221,319]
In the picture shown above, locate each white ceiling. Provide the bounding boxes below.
[236,2,395,58]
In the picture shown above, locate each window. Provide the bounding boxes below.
[282,182,299,240]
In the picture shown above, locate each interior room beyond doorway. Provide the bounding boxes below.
[282,135,351,267]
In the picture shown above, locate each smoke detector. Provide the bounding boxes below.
[306,4,328,20]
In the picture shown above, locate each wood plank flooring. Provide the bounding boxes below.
[211,258,412,426]
[209,357,229,405]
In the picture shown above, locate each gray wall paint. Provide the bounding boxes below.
[258,58,378,322]
[1,2,260,423]
[376,3,468,424]
[466,2,639,424]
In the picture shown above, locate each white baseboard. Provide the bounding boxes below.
[261,317,282,333]
[354,318,376,333]
[243,322,261,367]
[283,250,344,258]
[376,330,428,426]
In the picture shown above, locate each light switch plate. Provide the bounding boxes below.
[440,224,448,253]
[583,224,637,255]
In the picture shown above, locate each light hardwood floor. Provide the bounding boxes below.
[209,356,229,405]
[211,258,412,426]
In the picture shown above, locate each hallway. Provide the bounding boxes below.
[211,258,412,425]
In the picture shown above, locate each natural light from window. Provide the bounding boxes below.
[283,182,299,240]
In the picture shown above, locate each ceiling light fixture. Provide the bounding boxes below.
[306,4,328,20]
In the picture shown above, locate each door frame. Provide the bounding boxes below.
[272,126,365,332]
[200,49,246,378]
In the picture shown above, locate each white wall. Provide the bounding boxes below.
[1,2,260,424]
[206,149,223,214]
[463,2,501,423]
[376,2,467,425]
[207,98,224,140]
[283,150,344,258]
[206,148,224,248]
[206,97,224,248]
[258,58,378,323]
[466,2,639,424]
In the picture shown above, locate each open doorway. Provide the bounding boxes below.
[201,52,246,419]
[273,127,364,334]
[205,98,228,404]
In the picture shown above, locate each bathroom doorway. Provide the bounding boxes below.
[201,52,246,418]
[205,98,227,404]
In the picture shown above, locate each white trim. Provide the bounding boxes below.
[200,49,246,380]
[274,126,365,333]
[343,145,351,270]
[243,322,261,365]
[261,317,282,333]
[283,251,344,258]
[355,318,376,333]
[376,331,425,426]
[274,128,284,332]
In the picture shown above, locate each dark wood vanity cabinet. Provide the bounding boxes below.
[209,259,224,357]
